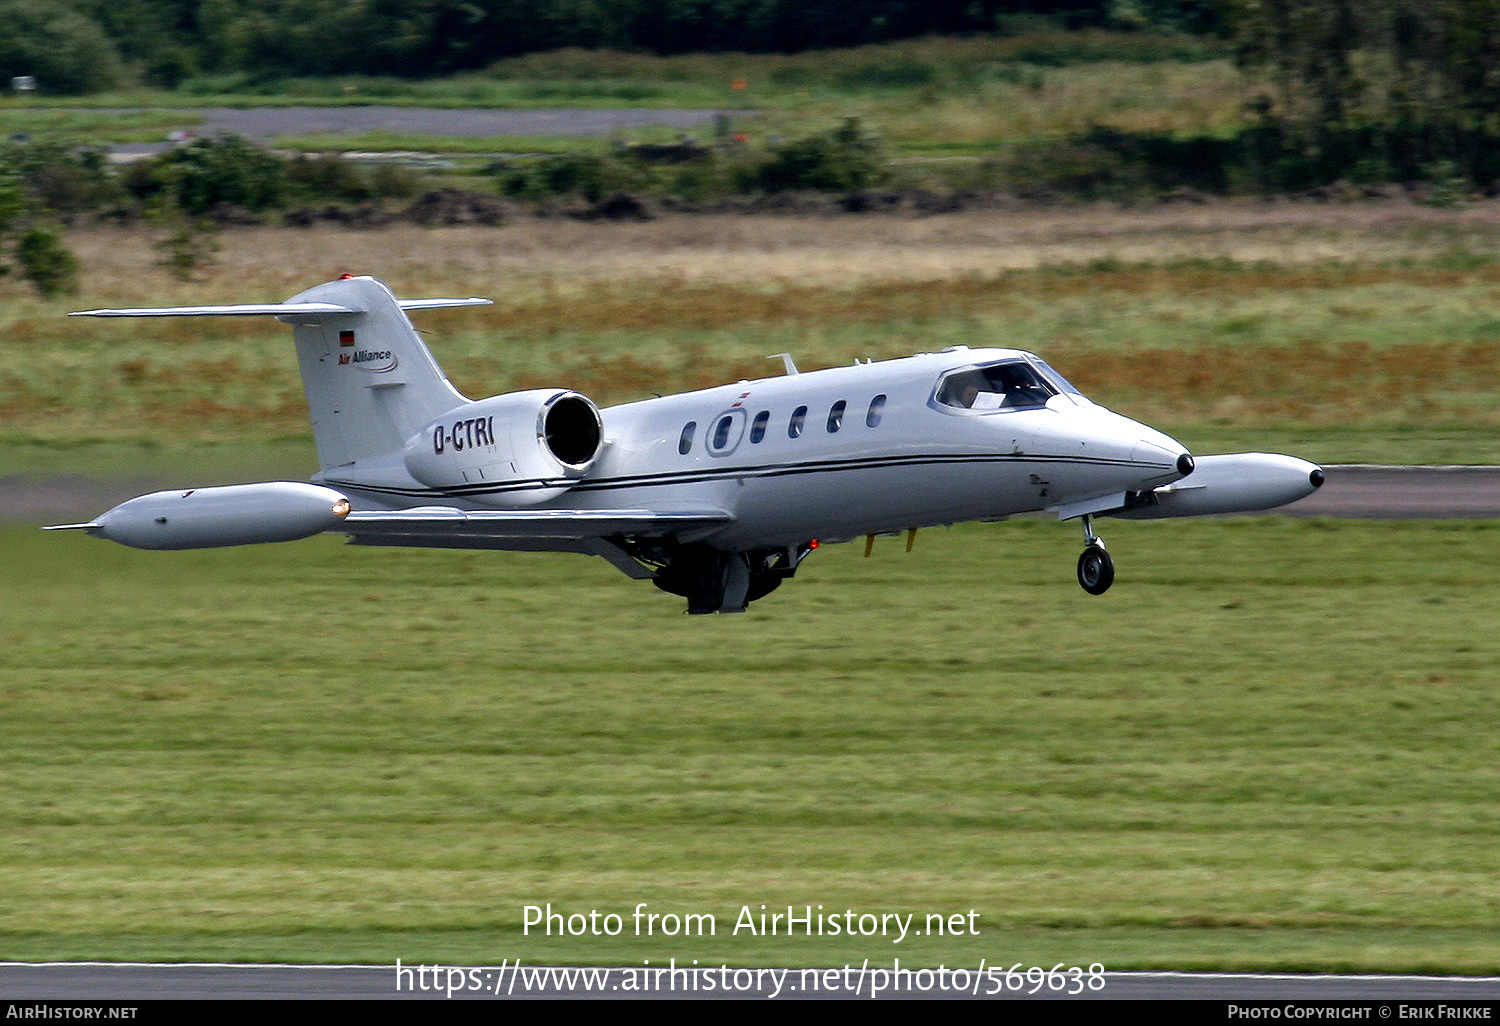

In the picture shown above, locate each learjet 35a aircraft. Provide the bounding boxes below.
[51,275,1324,613]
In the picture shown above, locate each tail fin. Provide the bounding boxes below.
[282,276,479,469]
[73,276,490,470]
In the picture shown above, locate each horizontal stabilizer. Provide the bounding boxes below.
[71,303,358,318]
[395,298,494,312]
[71,298,490,319]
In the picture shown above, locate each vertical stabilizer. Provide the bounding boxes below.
[281,277,473,469]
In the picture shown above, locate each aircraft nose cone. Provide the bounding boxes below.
[1310,467,1325,489]
[1128,424,1193,480]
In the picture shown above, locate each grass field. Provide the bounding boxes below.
[4,86,1500,970]
[2,515,1498,970]
[0,33,1243,160]
[5,201,1500,466]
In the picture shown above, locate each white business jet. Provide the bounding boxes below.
[52,276,1324,613]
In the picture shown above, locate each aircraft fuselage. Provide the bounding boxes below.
[320,345,1192,552]
[584,348,1188,550]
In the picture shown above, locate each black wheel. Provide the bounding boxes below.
[650,545,729,613]
[746,571,785,603]
[1076,545,1115,595]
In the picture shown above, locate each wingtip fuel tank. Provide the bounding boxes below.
[1111,453,1324,520]
[54,482,352,550]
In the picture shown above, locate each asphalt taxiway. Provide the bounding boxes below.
[3,962,1499,1000]
[4,465,1498,524]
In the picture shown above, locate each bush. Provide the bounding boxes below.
[368,162,422,201]
[154,219,220,282]
[756,118,888,193]
[2,142,120,215]
[996,126,1265,199]
[127,136,287,215]
[16,226,78,297]
[286,153,374,203]
[998,136,1146,201]
[496,153,656,203]
[491,120,893,202]
[0,169,24,233]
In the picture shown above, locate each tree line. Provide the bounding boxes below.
[5,1,1500,207]
[1226,0,1500,188]
[1,1,1216,91]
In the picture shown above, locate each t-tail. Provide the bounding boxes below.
[71,275,490,471]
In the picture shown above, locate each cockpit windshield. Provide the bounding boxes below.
[935,360,1057,412]
[1025,355,1084,396]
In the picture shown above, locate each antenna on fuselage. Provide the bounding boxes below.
[769,352,799,376]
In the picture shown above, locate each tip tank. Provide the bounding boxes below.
[62,482,352,549]
[1111,453,1324,519]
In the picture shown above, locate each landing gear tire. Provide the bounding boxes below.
[648,542,812,613]
[1077,544,1115,595]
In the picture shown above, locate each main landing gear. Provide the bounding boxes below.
[648,542,812,614]
[1075,514,1115,596]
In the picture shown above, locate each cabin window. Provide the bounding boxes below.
[678,421,696,454]
[789,405,807,438]
[750,410,769,443]
[712,415,734,450]
[702,409,747,456]
[866,394,886,427]
[827,400,846,432]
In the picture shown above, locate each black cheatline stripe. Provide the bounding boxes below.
[580,453,1158,493]
[323,452,1174,503]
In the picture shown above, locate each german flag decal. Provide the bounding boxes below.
[339,330,356,347]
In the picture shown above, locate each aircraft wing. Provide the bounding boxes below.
[335,506,733,578]
[339,506,731,544]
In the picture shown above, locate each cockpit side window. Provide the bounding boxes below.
[935,360,1057,412]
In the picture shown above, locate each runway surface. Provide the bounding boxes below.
[3,962,1499,1000]
[86,105,747,159]
[1276,465,1500,519]
[4,465,1498,525]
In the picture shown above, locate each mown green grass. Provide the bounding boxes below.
[0,107,206,145]
[2,518,1497,969]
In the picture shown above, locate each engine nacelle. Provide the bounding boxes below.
[83,482,351,549]
[403,389,603,506]
[1110,452,1324,519]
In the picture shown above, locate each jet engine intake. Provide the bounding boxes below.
[403,389,603,505]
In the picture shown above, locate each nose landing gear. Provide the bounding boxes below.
[1076,514,1115,595]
